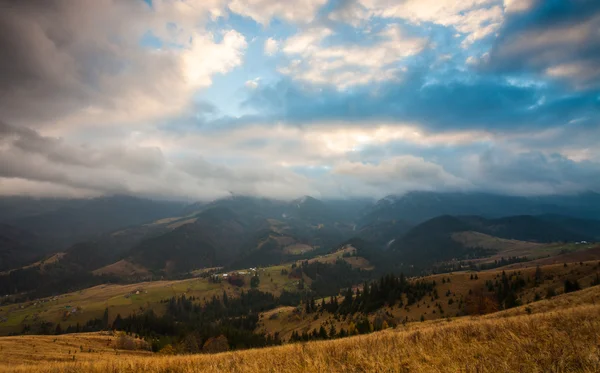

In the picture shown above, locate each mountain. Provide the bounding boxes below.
[355,220,414,249]
[128,207,250,273]
[121,196,366,274]
[0,224,43,271]
[536,214,600,240]
[459,215,591,243]
[0,196,76,222]
[8,195,185,248]
[387,214,592,269]
[361,191,600,226]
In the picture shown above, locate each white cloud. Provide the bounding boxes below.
[245,78,261,89]
[182,30,247,87]
[503,0,536,13]
[334,0,505,44]
[264,37,280,56]
[228,0,327,24]
[280,25,426,88]
[332,156,472,196]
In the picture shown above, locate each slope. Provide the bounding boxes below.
[2,287,600,372]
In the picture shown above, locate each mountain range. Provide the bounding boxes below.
[1,191,599,298]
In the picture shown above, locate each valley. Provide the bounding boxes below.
[1,192,600,371]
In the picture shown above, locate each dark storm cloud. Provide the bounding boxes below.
[0,0,185,128]
[475,149,600,195]
[483,0,600,88]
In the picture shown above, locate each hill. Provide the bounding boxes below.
[1,286,600,372]
[0,224,44,272]
[385,214,592,270]
[537,214,600,240]
[128,207,249,273]
[7,195,185,248]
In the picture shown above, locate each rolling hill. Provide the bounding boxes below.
[386,214,594,270]
[1,262,599,372]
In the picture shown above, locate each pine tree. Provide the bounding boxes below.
[328,324,337,338]
[251,274,260,288]
[112,314,123,330]
[223,291,229,307]
[318,325,328,339]
[102,308,109,330]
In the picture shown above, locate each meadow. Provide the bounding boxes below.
[1,286,599,372]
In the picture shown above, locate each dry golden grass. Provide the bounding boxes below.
[452,231,543,254]
[2,305,599,372]
[257,260,600,340]
[0,332,151,367]
[502,246,600,269]
[3,288,600,373]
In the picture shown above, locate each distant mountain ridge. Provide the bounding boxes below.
[0,224,43,271]
[360,191,600,226]
[2,191,600,280]
[386,214,593,269]
[4,195,186,248]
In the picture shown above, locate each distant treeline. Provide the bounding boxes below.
[0,263,122,304]
[432,256,530,274]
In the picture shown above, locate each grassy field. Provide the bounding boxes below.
[0,332,151,366]
[452,232,598,265]
[257,258,600,339]
[0,244,372,336]
[2,286,600,372]
[3,246,597,340]
[0,264,304,336]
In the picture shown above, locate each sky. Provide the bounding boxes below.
[0,0,599,201]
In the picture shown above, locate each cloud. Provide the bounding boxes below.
[1,0,598,201]
[472,149,600,195]
[333,155,471,195]
[0,121,318,200]
[182,30,247,87]
[228,0,327,24]
[483,0,600,88]
[245,78,261,89]
[279,25,426,88]
[0,0,246,130]
[264,37,280,56]
[330,0,504,45]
